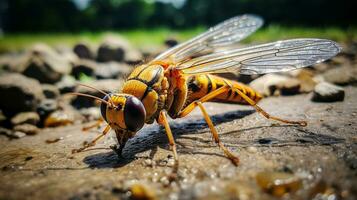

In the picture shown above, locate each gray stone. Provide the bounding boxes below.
[73,43,95,60]
[312,82,345,102]
[249,74,301,96]
[79,107,101,121]
[322,65,357,85]
[0,73,44,116]
[55,75,76,93]
[36,99,59,120]
[0,127,12,138]
[97,35,142,64]
[97,36,126,62]
[164,37,178,48]
[41,84,60,99]
[11,131,27,139]
[44,107,81,128]
[0,53,27,72]
[13,124,39,135]
[21,44,72,83]
[94,62,131,79]
[11,112,40,126]
[71,59,97,79]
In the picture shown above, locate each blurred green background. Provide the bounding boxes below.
[0,0,356,52]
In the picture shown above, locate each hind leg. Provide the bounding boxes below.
[232,88,307,126]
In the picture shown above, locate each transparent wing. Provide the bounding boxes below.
[178,38,341,75]
[150,14,263,64]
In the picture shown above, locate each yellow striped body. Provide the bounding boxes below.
[121,63,262,123]
[122,64,169,123]
[186,74,262,105]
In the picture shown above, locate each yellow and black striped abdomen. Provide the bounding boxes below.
[186,74,262,105]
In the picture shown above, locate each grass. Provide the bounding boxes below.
[0,25,356,53]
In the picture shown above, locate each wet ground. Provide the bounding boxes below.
[0,86,356,200]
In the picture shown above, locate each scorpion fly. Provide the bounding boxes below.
[71,14,341,171]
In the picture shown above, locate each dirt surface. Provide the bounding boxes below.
[0,86,356,200]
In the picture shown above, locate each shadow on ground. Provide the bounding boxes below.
[83,108,345,169]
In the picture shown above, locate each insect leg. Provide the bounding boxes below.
[82,118,104,131]
[72,124,111,153]
[158,111,179,177]
[233,88,307,126]
[197,102,240,165]
[177,85,240,165]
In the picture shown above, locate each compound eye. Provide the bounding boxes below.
[100,94,110,122]
[124,96,146,132]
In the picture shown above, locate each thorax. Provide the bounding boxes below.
[122,64,169,123]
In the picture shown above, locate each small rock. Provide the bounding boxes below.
[55,75,76,93]
[97,36,126,62]
[247,146,258,153]
[164,37,178,48]
[0,127,13,138]
[11,112,40,126]
[0,73,44,116]
[41,84,60,99]
[71,59,97,79]
[11,131,27,139]
[0,53,27,72]
[21,43,72,83]
[79,107,101,121]
[44,110,75,127]
[37,99,59,120]
[125,48,143,65]
[249,74,301,96]
[322,65,357,85]
[130,183,156,200]
[94,62,131,79]
[256,171,302,197]
[13,124,39,135]
[97,35,143,64]
[312,82,345,102]
[73,43,95,60]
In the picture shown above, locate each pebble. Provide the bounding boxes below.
[37,99,59,120]
[130,183,156,200]
[79,107,101,121]
[322,65,357,85]
[11,112,40,126]
[73,43,95,60]
[249,74,301,96]
[41,84,60,99]
[0,127,13,138]
[44,110,75,127]
[247,146,258,153]
[97,36,126,62]
[71,59,97,79]
[11,131,27,139]
[94,62,131,79]
[256,171,302,197]
[55,75,76,93]
[21,43,71,83]
[164,38,178,48]
[0,73,44,116]
[13,124,39,135]
[312,82,345,102]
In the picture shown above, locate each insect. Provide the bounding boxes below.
[71,14,341,172]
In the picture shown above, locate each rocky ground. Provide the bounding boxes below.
[0,35,356,200]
